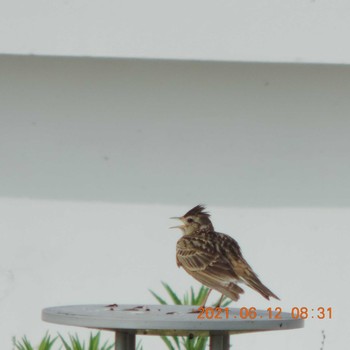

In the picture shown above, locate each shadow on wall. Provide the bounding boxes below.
[0,55,350,206]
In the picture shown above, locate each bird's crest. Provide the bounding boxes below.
[184,205,210,218]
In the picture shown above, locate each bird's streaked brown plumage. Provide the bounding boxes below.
[173,205,280,304]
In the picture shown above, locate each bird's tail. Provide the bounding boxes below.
[217,282,245,302]
[242,273,280,301]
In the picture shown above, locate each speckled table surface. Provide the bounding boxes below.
[42,304,304,349]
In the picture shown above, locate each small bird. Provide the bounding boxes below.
[172,205,280,306]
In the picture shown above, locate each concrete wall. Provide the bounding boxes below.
[1,56,350,206]
[1,1,350,64]
[0,56,349,349]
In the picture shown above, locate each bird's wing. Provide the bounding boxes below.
[176,236,238,280]
[176,235,244,300]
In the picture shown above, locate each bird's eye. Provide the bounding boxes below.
[187,218,194,223]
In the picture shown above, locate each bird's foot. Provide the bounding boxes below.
[188,305,205,313]
[214,294,224,308]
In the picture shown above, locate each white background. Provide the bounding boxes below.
[0,56,349,349]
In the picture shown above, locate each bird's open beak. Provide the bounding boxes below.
[169,216,184,229]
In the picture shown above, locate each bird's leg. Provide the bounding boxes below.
[215,294,224,308]
[189,288,212,313]
[201,288,212,308]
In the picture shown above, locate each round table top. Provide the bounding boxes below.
[42,304,304,336]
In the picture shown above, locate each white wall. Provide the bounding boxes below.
[1,56,350,206]
[0,56,349,349]
[1,1,350,64]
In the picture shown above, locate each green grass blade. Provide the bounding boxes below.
[88,332,99,350]
[190,287,195,305]
[171,336,181,350]
[161,282,182,305]
[20,336,34,350]
[101,338,114,350]
[160,336,176,350]
[196,286,209,305]
[135,339,143,350]
[12,336,30,350]
[69,334,84,350]
[220,297,232,308]
[183,336,196,350]
[194,336,208,350]
[183,291,189,305]
[58,334,72,350]
[38,332,57,350]
[149,289,168,305]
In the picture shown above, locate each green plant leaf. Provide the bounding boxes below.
[72,334,85,350]
[14,332,114,350]
[13,336,34,350]
[183,291,189,305]
[37,332,57,350]
[58,334,72,350]
[220,297,232,308]
[160,336,176,350]
[196,286,209,305]
[190,287,195,305]
[88,332,98,350]
[194,336,208,350]
[161,282,182,305]
[149,289,168,305]
[135,339,143,350]
[101,339,114,350]
[183,336,197,350]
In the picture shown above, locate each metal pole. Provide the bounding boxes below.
[223,334,230,350]
[115,331,136,350]
[210,334,230,350]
